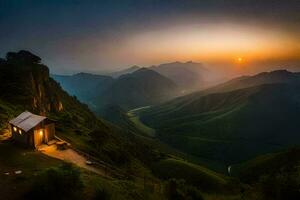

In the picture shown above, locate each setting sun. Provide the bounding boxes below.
[237,57,243,63]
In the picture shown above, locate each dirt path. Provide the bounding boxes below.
[39,145,106,176]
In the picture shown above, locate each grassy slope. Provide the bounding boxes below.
[127,106,229,172]
[140,83,300,167]
[103,105,244,198]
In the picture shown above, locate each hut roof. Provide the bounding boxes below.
[9,111,47,132]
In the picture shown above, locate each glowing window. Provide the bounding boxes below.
[18,129,22,135]
[39,130,43,136]
[13,127,17,132]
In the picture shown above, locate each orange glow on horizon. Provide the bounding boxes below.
[118,23,300,67]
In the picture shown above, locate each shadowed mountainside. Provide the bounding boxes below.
[52,73,114,103]
[93,68,179,112]
[53,67,180,117]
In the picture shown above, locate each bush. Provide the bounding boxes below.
[92,187,111,200]
[6,50,41,64]
[164,179,204,200]
[258,171,300,200]
[25,163,83,200]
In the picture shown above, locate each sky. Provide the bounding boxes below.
[1,0,300,75]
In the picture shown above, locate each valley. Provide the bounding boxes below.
[1,50,300,200]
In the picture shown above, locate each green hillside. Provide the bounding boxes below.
[141,81,300,166]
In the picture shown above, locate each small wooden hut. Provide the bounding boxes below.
[9,111,55,149]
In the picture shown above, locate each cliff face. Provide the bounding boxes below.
[28,67,64,114]
[0,51,62,114]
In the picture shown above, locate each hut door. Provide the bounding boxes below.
[34,129,44,148]
[45,124,55,143]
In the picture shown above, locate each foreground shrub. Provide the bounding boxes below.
[25,163,83,200]
[165,179,204,200]
[258,172,300,200]
[92,187,111,200]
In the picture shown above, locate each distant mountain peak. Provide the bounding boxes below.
[248,69,297,81]
[108,65,141,78]
[272,69,290,73]
[153,61,202,67]
[257,69,292,76]
[120,67,167,79]
[72,72,111,78]
[129,65,140,69]
[74,72,92,76]
[134,67,153,73]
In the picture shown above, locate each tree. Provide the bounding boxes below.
[165,179,204,200]
[6,50,41,64]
